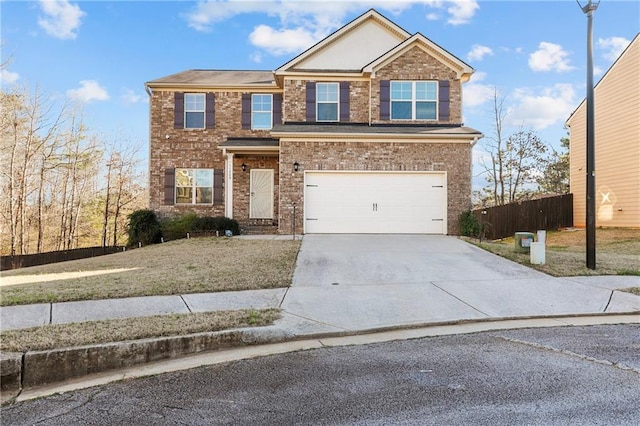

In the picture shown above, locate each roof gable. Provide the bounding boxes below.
[363,33,474,81]
[276,9,410,73]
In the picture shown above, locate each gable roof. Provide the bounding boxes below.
[566,33,639,125]
[363,33,474,82]
[276,9,411,73]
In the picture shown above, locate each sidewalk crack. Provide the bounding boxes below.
[603,290,614,312]
[180,295,192,313]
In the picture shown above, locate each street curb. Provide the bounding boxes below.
[2,312,639,405]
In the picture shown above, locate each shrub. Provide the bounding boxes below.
[459,210,481,237]
[160,214,240,240]
[127,209,162,247]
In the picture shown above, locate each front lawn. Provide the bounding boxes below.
[0,238,301,306]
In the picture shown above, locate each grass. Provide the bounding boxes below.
[0,237,301,306]
[0,309,280,353]
[464,228,640,277]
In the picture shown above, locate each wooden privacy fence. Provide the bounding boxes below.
[473,194,573,240]
[1,246,125,271]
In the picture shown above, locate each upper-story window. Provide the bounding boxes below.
[316,82,339,122]
[184,93,206,128]
[252,94,273,130]
[391,81,437,120]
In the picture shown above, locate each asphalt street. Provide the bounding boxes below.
[3,323,639,425]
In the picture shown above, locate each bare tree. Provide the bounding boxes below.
[479,89,549,205]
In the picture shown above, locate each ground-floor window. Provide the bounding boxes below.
[175,168,214,204]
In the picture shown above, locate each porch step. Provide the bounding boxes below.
[240,225,279,235]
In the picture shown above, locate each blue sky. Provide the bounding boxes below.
[2,0,639,190]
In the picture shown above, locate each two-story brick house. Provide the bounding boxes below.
[146,9,482,235]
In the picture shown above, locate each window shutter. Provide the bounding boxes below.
[164,168,175,205]
[174,93,184,129]
[339,82,350,122]
[438,80,450,121]
[305,81,316,122]
[213,169,223,204]
[206,92,215,129]
[380,80,390,120]
[273,93,283,126]
[242,94,251,129]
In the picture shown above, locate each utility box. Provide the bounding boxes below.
[514,232,535,253]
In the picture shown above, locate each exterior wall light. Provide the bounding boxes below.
[241,163,247,172]
[293,162,299,172]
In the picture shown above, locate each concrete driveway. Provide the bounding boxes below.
[281,235,639,332]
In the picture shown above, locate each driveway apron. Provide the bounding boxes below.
[281,235,624,331]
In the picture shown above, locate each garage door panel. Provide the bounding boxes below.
[304,172,446,234]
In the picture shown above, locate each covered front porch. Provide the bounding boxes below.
[220,138,281,234]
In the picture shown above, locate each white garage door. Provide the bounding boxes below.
[304,171,447,234]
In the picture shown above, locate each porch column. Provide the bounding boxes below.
[225,152,234,218]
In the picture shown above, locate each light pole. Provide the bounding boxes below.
[578,0,598,270]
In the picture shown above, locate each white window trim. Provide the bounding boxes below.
[390,81,438,121]
[251,94,273,130]
[175,168,214,205]
[316,82,339,122]
[184,93,206,129]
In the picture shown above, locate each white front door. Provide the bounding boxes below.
[250,169,274,219]
[304,171,447,234]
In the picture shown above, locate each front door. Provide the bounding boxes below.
[250,169,274,219]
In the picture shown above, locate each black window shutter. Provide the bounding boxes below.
[439,80,450,121]
[339,82,350,122]
[380,80,390,120]
[164,168,175,205]
[206,92,215,129]
[273,93,282,126]
[242,94,251,129]
[213,169,223,204]
[305,81,316,122]
[174,93,184,129]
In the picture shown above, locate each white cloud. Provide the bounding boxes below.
[464,72,495,108]
[1,69,20,85]
[67,80,109,103]
[507,84,577,130]
[249,51,263,63]
[120,88,146,105]
[598,36,630,61]
[528,42,574,73]
[38,0,85,40]
[183,1,480,55]
[249,25,318,56]
[467,44,493,62]
[446,0,479,25]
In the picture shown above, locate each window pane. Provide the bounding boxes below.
[416,82,437,100]
[317,103,338,121]
[175,187,193,204]
[195,169,213,187]
[391,101,412,119]
[391,82,412,100]
[185,94,204,110]
[195,187,212,204]
[252,94,271,112]
[185,112,204,128]
[175,169,193,186]
[253,112,272,129]
[416,102,437,119]
[317,83,338,102]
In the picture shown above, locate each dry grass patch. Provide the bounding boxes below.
[0,308,280,352]
[465,228,640,277]
[0,238,300,306]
